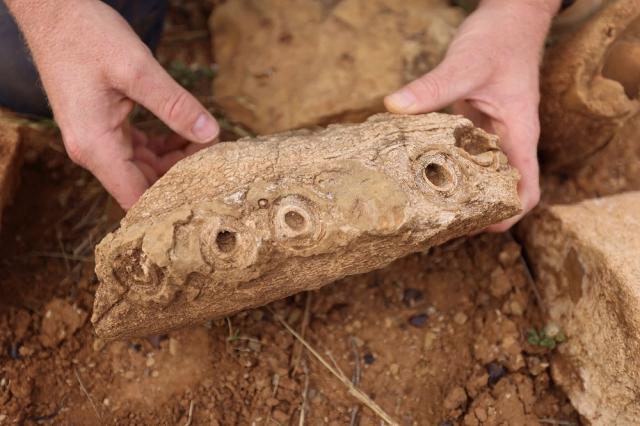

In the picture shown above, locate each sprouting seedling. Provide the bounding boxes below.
[527,323,566,350]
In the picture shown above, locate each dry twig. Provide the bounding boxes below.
[272,311,399,426]
[74,368,102,422]
[184,400,195,426]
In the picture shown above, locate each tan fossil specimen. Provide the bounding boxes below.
[540,0,640,169]
[92,113,520,339]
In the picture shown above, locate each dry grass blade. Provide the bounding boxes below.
[273,312,400,426]
[74,368,102,422]
[184,400,195,426]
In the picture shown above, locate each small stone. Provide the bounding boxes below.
[146,356,156,367]
[486,362,507,386]
[103,398,110,406]
[92,338,106,352]
[498,242,521,267]
[389,364,399,375]
[363,353,375,365]
[409,313,428,328]
[509,300,524,316]
[544,322,561,338]
[424,331,438,350]
[151,370,160,378]
[18,345,34,357]
[0,414,7,422]
[123,371,135,380]
[402,288,424,307]
[474,407,488,422]
[169,337,179,356]
[443,386,467,410]
[272,410,289,423]
[489,267,513,298]
[453,312,468,325]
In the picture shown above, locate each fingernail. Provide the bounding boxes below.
[386,90,417,111]
[192,113,219,142]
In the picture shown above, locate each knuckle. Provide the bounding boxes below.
[64,139,88,167]
[113,49,153,91]
[161,89,192,124]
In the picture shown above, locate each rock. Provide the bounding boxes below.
[0,119,22,230]
[520,192,640,425]
[211,0,464,134]
[93,113,521,339]
[540,0,640,169]
[443,386,467,410]
[489,267,512,298]
[39,298,88,348]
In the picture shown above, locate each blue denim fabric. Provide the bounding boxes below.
[0,0,168,117]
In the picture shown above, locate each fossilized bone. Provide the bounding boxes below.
[92,113,520,339]
[540,0,640,169]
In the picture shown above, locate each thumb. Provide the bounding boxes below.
[126,59,219,144]
[385,58,482,114]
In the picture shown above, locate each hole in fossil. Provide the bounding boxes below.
[284,210,306,231]
[602,41,640,99]
[215,230,237,253]
[424,162,452,189]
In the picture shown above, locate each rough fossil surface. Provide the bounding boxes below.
[93,113,521,339]
[520,192,640,426]
[539,0,640,170]
[0,119,21,230]
[211,0,464,134]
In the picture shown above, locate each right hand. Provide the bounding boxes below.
[7,0,219,209]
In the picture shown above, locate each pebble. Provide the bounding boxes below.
[0,414,6,422]
[509,300,524,316]
[146,356,156,367]
[443,386,467,410]
[453,312,468,325]
[169,338,179,356]
[409,313,428,328]
[424,331,438,350]
[486,362,507,385]
[389,364,399,375]
[103,398,110,407]
[272,410,289,423]
[151,370,160,378]
[498,242,521,267]
[124,371,135,380]
[363,353,375,365]
[92,338,106,352]
[489,267,513,298]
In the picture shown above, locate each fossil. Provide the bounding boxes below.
[92,113,520,339]
[540,0,640,169]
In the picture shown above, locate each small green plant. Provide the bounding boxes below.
[527,325,566,350]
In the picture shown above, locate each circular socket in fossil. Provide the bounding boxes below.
[200,216,258,269]
[113,249,174,307]
[271,195,324,250]
[415,151,460,196]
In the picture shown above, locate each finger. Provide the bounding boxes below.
[384,56,487,114]
[485,114,541,233]
[146,132,190,155]
[74,128,151,210]
[122,57,219,144]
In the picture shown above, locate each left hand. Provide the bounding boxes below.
[385,0,560,231]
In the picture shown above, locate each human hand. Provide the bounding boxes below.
[385,0,560,231]
[6,0,219,209]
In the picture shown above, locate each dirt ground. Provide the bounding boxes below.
[0,1,580,425]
